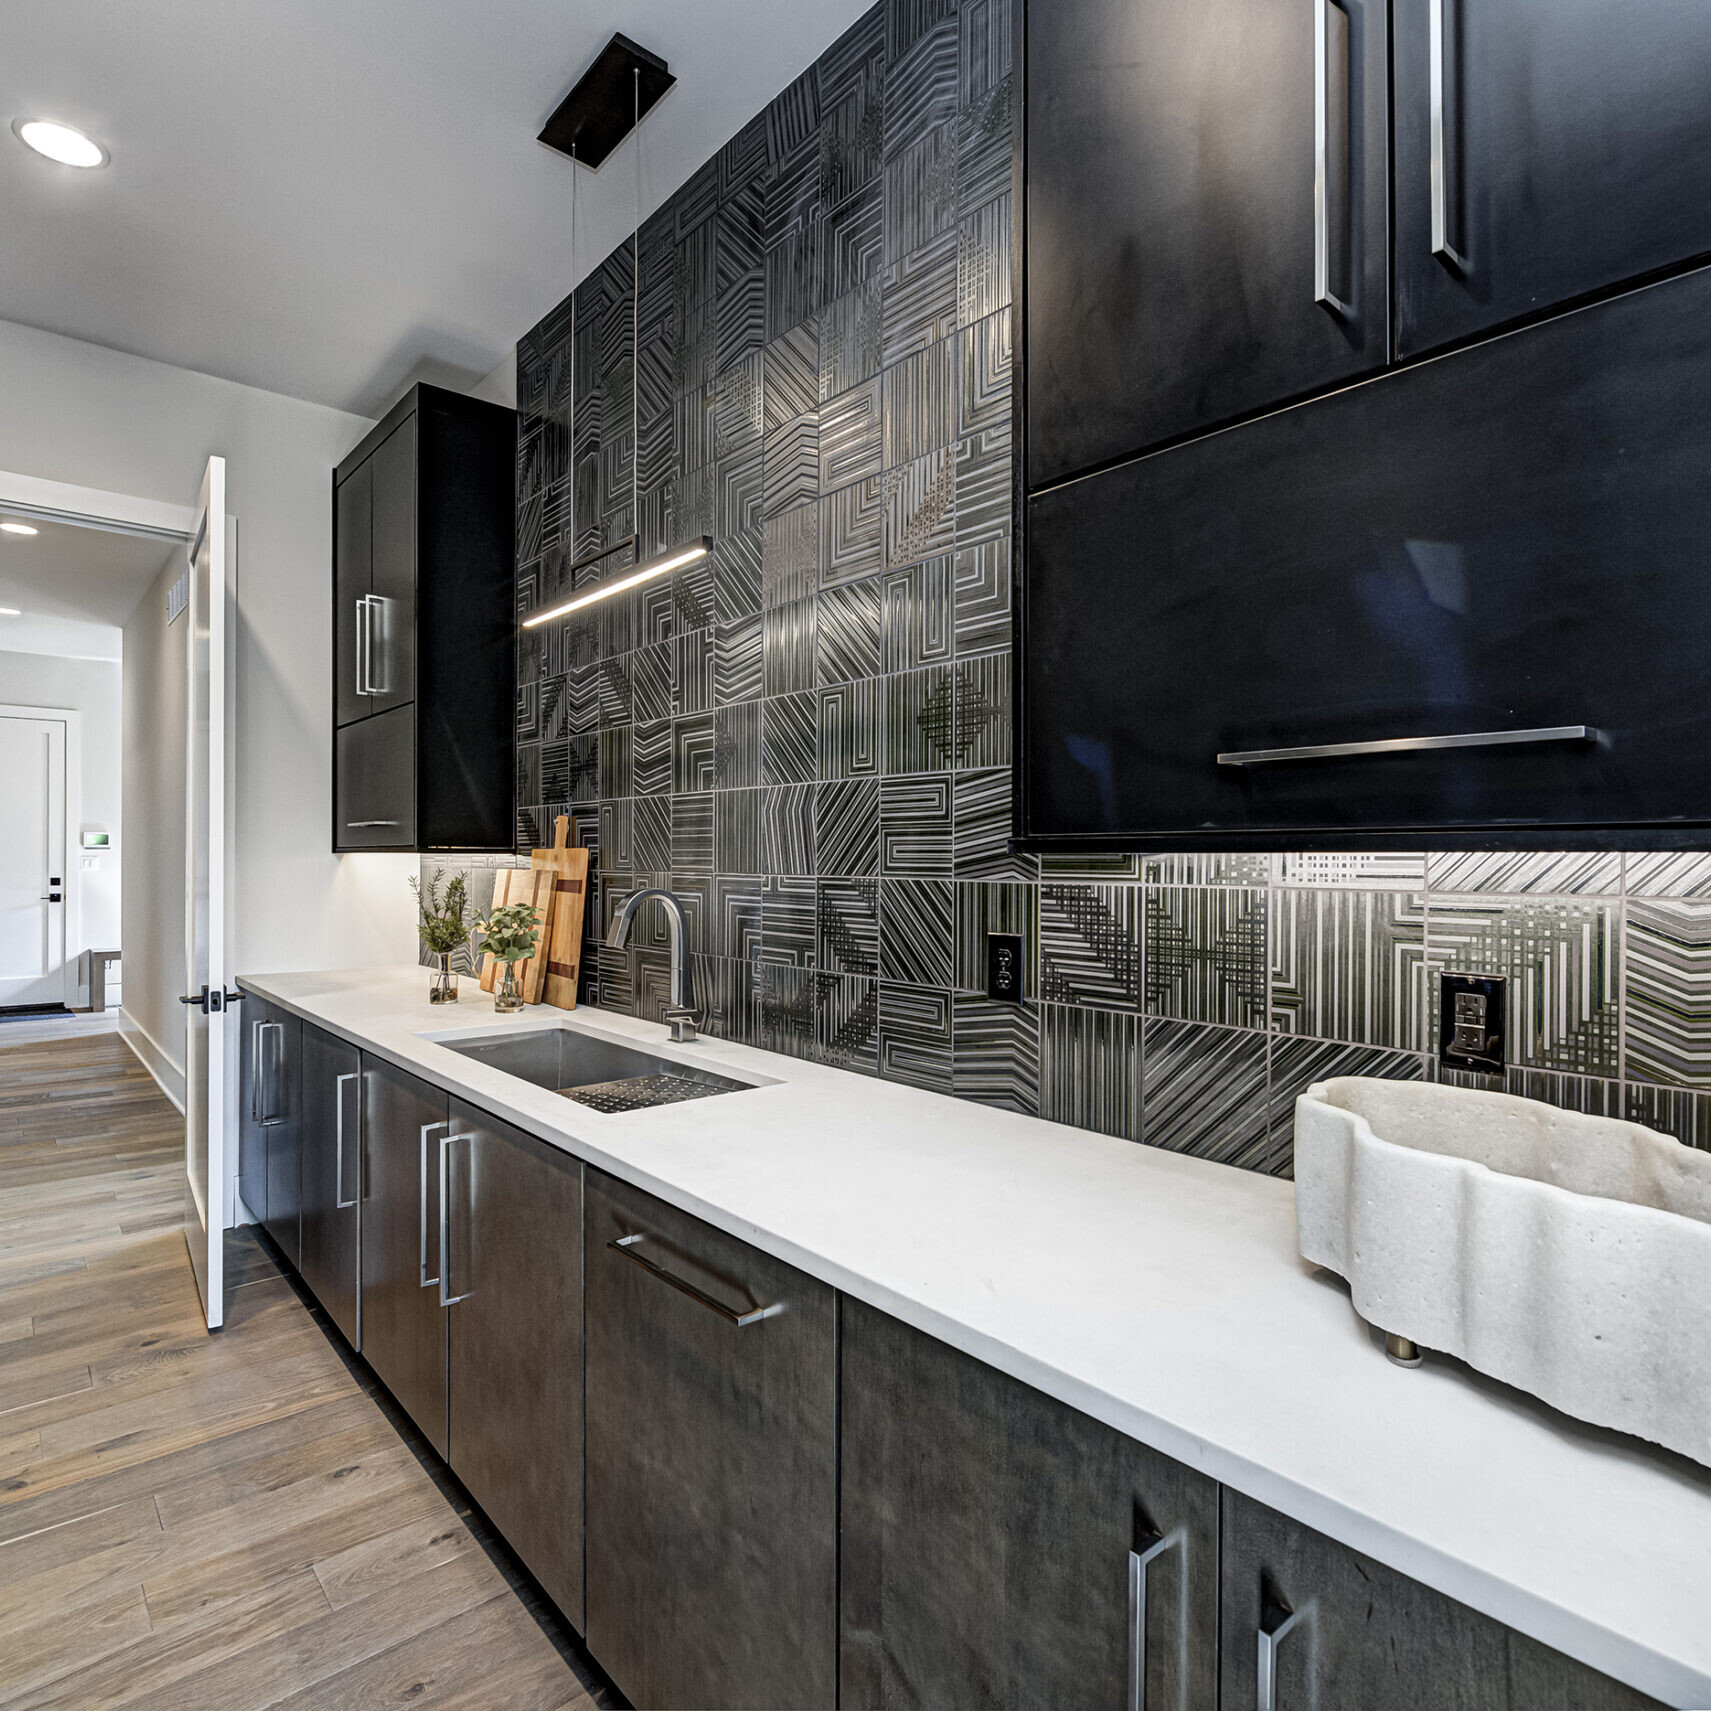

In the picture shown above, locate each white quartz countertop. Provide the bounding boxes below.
[239,966,1711,1707]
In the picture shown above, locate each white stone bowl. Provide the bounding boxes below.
[1294,1076,1711,1467]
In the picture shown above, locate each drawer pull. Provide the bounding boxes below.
[1256,1592,1300,1711]
[1216,725,1596,766]
[420,1121,449,1288]
[1313,0,1351,316]
[439,1130,473,1307]
[1429,0,1467,269]
[610,1234,784,1327]
[348,820,402,828]
[1128,1523,1183,1711]
[334,1072,359,1209]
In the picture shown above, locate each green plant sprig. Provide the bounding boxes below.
[411,869,472,956]
[477,900,542,965]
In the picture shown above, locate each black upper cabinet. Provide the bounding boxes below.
[1023,266,1711,846]
[1393,0,1711,359]
[332,384,516,853]
[1026,0,1390,487]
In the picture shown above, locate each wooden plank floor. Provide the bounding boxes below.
[0,1032,614,1710]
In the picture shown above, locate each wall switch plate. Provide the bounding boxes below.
[986,933,1025,1003]
[1438,973,1506,1074]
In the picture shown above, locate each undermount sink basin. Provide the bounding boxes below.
[438,1025,756,1113]
[1295,1076,1711,1467]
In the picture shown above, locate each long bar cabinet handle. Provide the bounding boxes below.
[609,1234,784,1327]
[259,1021,283,1124]
[439,1130,472,1307]
[419,1120,449,1288]
[334,1072,359,1209]
[250,1020,264,1122]
[1429,0,1466,267]
[355,598,371,697]
[1217,724,1596,767]
[1128,1526,1183,1711]
[1313,0,1351,315]
[1257,1597,1300,1711]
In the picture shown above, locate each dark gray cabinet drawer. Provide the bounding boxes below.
[334,704,415,849]
[445,1101,584,1630]
[1218,1488,1664,1711]
[841,1297,1219,1711]
[584,1170,837,1710]
[297,1022,360,1348]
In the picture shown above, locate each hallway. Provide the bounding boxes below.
[0,1031,608,1709]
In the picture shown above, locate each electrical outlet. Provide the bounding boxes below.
[986,933,1024,1003]
[1438,973,1506,1074]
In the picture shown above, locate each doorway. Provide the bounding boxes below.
[0,707,71,1008]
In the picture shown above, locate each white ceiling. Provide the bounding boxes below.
[0,515,178,629]
[0,1,869,418]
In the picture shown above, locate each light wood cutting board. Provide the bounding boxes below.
[479,865,554,1002]
[533,815,591,1010]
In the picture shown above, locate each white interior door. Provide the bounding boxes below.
[0,715,67,1007]
[183,456,232,1329]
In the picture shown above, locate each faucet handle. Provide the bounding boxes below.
[664,1007,699,1044]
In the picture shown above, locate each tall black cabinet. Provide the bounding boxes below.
[332,383,516,852]
[1019,0,1711,849]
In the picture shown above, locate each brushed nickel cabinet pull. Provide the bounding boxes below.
[1314,0,1352,315]
[1128,1525,1183,1711]
[1217,725,1596,766]
[1430,0,1468,267]
[439,1130,472,1307]
[334,1072,359,1209]
[420,1120,449,1288]
[610,1234,784,1327]
[1257,1596,1300,1711]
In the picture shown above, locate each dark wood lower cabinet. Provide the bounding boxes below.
[1218,1488,1664,1711]
[584,1169,838,1711]
[359,1054,448,1456]
[445,1099,584,1631]
[841,1297,1219,1711]
[296,1022,360,1348]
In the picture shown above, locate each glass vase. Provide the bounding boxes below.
[494,960,524,1013]
[428,953,458,1005]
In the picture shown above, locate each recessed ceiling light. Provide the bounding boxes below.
[13,119,108,169]
[0,521,40,536]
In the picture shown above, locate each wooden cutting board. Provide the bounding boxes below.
[533,815,591,1010]
[479,865,555,1002]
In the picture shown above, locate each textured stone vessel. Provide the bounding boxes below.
[1295,1076,1711,1468]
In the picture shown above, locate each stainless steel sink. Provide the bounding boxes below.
[439,1026,754,1112]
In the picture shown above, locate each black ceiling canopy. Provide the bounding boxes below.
[538,33,675,169]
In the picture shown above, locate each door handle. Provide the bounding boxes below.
[251,1020,263,1121]
[439,1129,472,1307]
[1128,1523,1184,1711]
[334,1072,359,1209]
[1217,725,1596,766]
[1256,1592,1300,1711]
[40,893,63,903]
[357,595,388,696]
[1313,0,1351,317]
[1429,0,1467,268]
[355,597,371,697]
[609,1234,784,1326]
[420,1120,449,1287]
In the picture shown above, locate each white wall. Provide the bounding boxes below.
[121,564,185,1087]
[0,647,123,1004]
[0,317,419,999]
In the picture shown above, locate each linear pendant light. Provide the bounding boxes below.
[521,57,711,631]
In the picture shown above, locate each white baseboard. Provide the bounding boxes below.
[118,1007,186,1113]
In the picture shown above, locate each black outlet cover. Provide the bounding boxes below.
[987,933,1024,1003]
[1438,973,1507,1074]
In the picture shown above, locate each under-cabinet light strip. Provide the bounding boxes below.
[520,537,713,629]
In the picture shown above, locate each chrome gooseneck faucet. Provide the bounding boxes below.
[606,888,698,1042]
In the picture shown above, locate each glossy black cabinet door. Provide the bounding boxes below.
[1027,0,1389,487]
[1023,264,1711,846]
[334,704,415,849]
[333,458,371,729]
[1394,0,1711,359]
[841,1299,1218,1711]
[585,1170,837,1710]
[298,1023,360,1348]
[1218,1489,1664,1710]
[359,1055,448,1456]
[446,1102,583,1631]
[367,415,417,717]
[263,1012,302,1268]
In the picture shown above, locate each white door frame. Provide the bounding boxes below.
[0,704,83,1007]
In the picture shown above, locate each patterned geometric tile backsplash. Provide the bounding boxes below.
[425,0,1711,1176]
